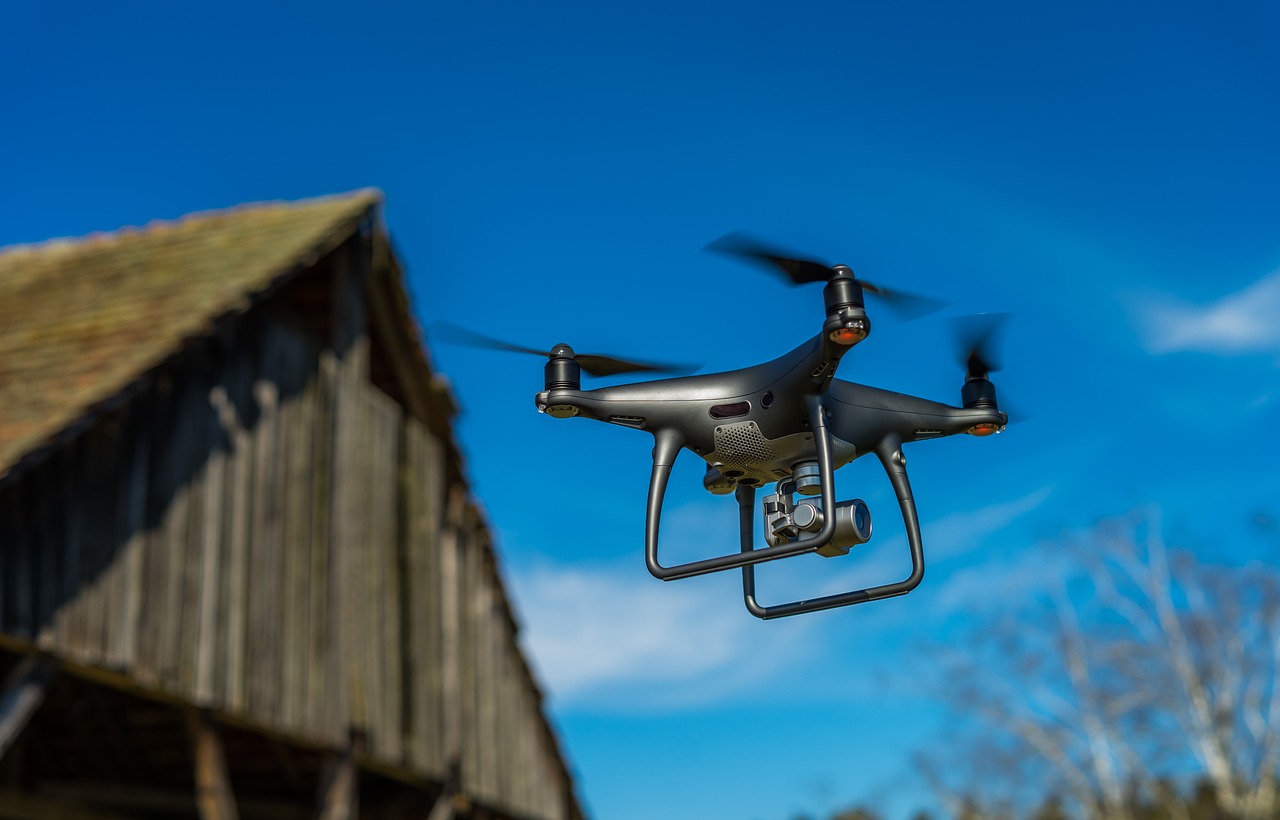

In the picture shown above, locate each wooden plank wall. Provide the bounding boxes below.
[0,314,576,820]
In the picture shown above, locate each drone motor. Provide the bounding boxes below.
[955,313,1010,436]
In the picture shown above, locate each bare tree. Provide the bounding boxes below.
[920,508,1280,820]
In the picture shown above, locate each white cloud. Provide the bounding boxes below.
[919,486,1056,562]
[1139,268,1280,354]
[507,500,814,709]
[802,486,1056,604]
[927,541,1075,619]
[511,559,816,709]
[507,487,1055,709]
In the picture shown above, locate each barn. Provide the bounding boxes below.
[0,191,584,820]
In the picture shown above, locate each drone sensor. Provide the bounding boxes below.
[828,325,868,345]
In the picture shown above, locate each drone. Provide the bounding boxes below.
[439,234,1009,619]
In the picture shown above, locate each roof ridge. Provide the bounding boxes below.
[0,188,383,262]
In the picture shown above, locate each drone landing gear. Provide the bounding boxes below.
[739,436,925,619]
[645,396,840,581]
[644,401,926,618]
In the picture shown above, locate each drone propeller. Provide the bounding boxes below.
[954,312,1008,382]
[430,322,694,378]
[705,232,946,320]
[952,312,1025,428]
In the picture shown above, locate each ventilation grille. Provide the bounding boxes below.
[610,415,646,429]
[714,421,777,466]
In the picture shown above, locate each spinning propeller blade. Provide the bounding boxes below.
[953,313,1008,381]
[953,312,1027,423]
[705,232,947,320]
[704,232,833,284]
[429,322,551,358]
[430,322,695,378]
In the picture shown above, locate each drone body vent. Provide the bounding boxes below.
[710,421,782,484]
[714,421,776,464]
[706,424,858,488]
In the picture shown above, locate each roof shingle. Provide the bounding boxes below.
[0,189,381,477]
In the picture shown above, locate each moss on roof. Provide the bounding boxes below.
[0,189,381,477]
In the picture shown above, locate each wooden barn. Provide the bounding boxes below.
[0,191,584,820]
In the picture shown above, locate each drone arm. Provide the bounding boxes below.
[739,434,925,619]
[644,396,839,581]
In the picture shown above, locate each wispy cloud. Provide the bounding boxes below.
[507,501,813,709]
[508,488,1056,709]
[920,486,1056,562]
[1138,268,1280,354]
[927,541,1075,619]
[798,486,1056,610]
[511,558,814,709]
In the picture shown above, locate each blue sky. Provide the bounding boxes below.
[4,2,1278,818]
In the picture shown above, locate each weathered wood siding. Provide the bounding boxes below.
[0,310,575,819]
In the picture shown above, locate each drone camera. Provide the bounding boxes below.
[793,498,872,557]
[763,479,873,557]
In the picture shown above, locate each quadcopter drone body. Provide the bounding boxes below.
[445,237,1009,618]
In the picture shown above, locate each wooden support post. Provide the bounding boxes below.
[426,760,463,820]
[315,730,362,820]
[0,654,56,762]
[186,708,239,820]
[426,792,456,820]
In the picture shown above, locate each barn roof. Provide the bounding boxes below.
[0,190,382,479]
